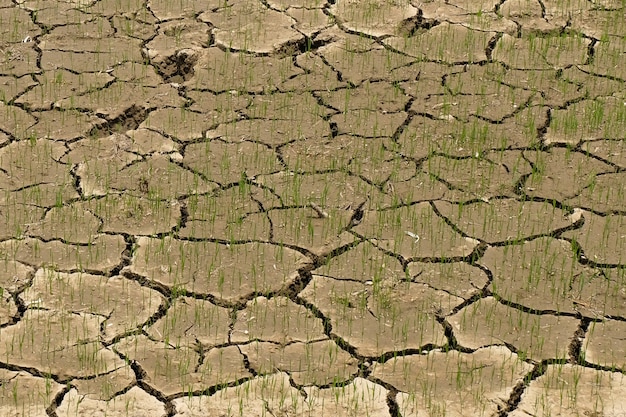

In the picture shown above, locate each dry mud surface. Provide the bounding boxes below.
[0,0,625,416]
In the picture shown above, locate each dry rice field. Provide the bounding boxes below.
[0,0,625,416]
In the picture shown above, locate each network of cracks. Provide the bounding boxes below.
[0,0,625,415]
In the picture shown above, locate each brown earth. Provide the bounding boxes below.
[0,0,625,416]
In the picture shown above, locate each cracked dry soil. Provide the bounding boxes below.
[0,0,625,416]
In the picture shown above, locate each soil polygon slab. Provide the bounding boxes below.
[0,260,33,292]
[239,339,358,385]
[352,202,479,260]
[314,241,407,283]
[584,320,626,370]
[15,70,114,110]
[446,65,583,108]
[184,141,282,184]
[125,128,178,154]
[562,66,626,99]
[112,61,163,86]
[0,370,65,417]
[580,139,626,169]
[434,199,572,243]
[406,261,489,300]
[41,18,115,39]
[299,275,451,357]
[411,89,535,122]
[129,237,310,301]
[420,4,516,33]
[146,296,230,348]
[281,135,389,172]
[0,8,40,43]
[280,66,347,92]
[303,378,391,417]
[39,31,135,51]
[245,91,332,121]
[186,90,250,121]
[0,291,17,325]
[173,372,305,416]
[232,296,326,344]
[113,335,250,397]
[542,0,593,24]
[443,62,507,95]
[572,10,626,44]
[185,47,303,93]
[581,37,626,79]
[55,83,184,119]
[144,19,209,57]
[148,0,224,20]
[141,108,221,142]
[292,52,347,85]
[367,278,463,317]
[18,1,91,26]
[0,203,45,240]
[268,0,326,8]
[318,44,415,84]
[78,154,218,198]
[499,0,559,34]
[330,0,417,37]
[63,133,141,167]
[0,75,37,103]
[372,346,533,417]
[0,103,37,138]
[568,267,626,318]
[69,367,135,401]
[320,81,409,113]
[286,7,333,38]
[26,205,101,243]
[0,131,10,146]
[267,207,354,254]
[76,194,181,235]
[561,211,626,265]
[564,172,626,213]
[383,171,452,204]
[255,171,393,208]
[449,297,579,360]
[26,109,105,141]
[178,187,275,241]
[523,147,614,201]
[546,97,626,144]
[112,15,156,40]
[0,43,39,77]
[207,117,329,147]
[331,109,407,138]
[397,109,546,157]
[426,157,527,201]
[384,23,494,63]
[509,364,626,417]
[344,142,415,184]
[22,269,164,341]
[177,214,270,244]
[493,33,590,69]
[3,183,79,207]
[0,310,125,379]
[39,38,145,73]
[201,3,303,54]
[481,237,601,313]
[0,234,126,272]
[57,386,166,417]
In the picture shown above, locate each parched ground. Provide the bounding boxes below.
[0,0,625,416]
